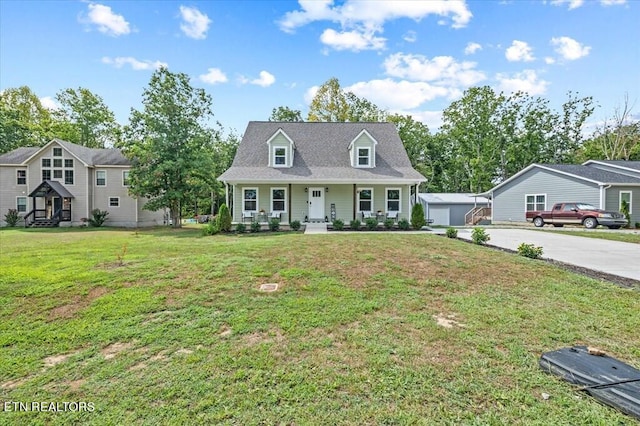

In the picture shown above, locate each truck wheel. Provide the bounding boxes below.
[533,217,544,227]
[583,217,598,229]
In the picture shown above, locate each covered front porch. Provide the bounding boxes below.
[24,180,75,228]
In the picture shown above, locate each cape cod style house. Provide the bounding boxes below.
[0,139,165,227]
[218,121,426,224]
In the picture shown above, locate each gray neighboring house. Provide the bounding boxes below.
[484,161,640,225]
[418,193,490,226]
[0,139,165,227]
[218,121,426,223]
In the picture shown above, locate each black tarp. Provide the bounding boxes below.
[540,345,640,420]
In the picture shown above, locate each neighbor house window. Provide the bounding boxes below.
[65,170,74,185]
[109,197,120,207]
[525,194,546,211]
[96,170,106,186]
[386,188,401,212]
[243,188,257,212]
[16,197,27,213]
[273,147,287,166]
[42,170,51,181]
[358,188,372,212]
[271,188,286,212]
[123,171,130,186]
[64,159,73,168]
[42,158,51,168]
[53,147,62,157]
[53,169,63,179]
[357,148,370,167]
[17,170,26,185]
[620,191,632,213]
[53,158,63,168]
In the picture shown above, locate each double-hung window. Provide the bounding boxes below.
[17,170,26,185]
[274,147,286,166]
[271,188,286,212]
[525,194,546,211]
[358,188,372,212]
[386,188,400,212]
[123,171,131,187]
[16,197,27,213]
[357,148,370,166]
[243,188,257,212]
[65,170,74,185]
[109,197,120,207]
[96,171,107,186]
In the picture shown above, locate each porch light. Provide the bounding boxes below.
[325,187,329,193]
[304,187,308,192]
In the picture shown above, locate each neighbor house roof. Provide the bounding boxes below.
[0,147,40,165]
[1,139,129,166]
[218,121,426,183]
[418,193,490,204]
[583,160,640,173]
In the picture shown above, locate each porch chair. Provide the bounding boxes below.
[386,211,399,222]
[269,211,281,221]
[242,211,254,223]
[361,211,373,220]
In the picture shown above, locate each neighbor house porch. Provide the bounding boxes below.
[24,180,74,228]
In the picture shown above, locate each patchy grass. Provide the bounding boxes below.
[1,228,639,424]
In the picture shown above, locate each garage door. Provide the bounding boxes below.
[428,206,450,226]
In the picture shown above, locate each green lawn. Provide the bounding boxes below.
[543,229,640,244]
[1,228,639,424]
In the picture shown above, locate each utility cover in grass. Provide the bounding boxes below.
[259,283,279,292]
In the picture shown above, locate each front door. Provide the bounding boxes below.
[52,197,62,218]
[308,187,325,220]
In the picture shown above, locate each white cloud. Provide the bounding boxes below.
[251,71,276,87]
[544,56,556,64]
[40,97,60,110]
[179,5,211,40]
[278,0,472,50]
[102,56,167,71]
[403,30,417,43]
[320,28,385,51]
[505,40,535,62]
[550,0,584,10]
[345,79,454,110]
[84,3,131,36]
[496,70,549,95]
[464,42,482,55]
[199,68,228,85]
[551,36,591,60]
[383,53,486,87]
[600,0,626,5]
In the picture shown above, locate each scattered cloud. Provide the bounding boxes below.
[600,0,626,5]
[40,97,60,110]
[544,57,556,64]
[551,36,591,60]
[320,28,385,51]
[199,68,228,84]
[251,71,276,87]
[403,30,417,43]
[464,42,482,55]
[346,79,454,109]
[496,69,549,95]
[82,3,131,36]
[383,53,486,87]
[101,56,167,70]
[505,40,535,62]
[179,5,211,40]
[549,0,625,8]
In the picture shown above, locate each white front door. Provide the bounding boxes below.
[308,187,325,220]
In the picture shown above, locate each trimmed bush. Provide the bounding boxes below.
[290,220,301,231]
[365,217,378,231]
[332,219,344,231]
[250,221,261,233]
[88,209,109,227]
[471,227,490,245]
[216,204,232,232]
[349,219,361,230]
[383,218,394,230]
[398,218,410,230]
[517,242,543,259]
[4,209,20,227]
[445,227,458,238]
[235,223,246,233]
[411,203,426,230]
[269,218,280,232]
[202,221,219,236]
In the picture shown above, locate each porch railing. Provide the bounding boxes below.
[23,209,46,227]
[465,207,492,225]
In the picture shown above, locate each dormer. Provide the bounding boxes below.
[266,128,295,168]
[348,129,377,168]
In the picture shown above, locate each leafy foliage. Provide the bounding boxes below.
[398,218,410,230]
[250,221,261,233]
[290,220,301,231]
[349,219,361,230]
[365,217,378,231]
[471,228,490,245]
[202,221,219,236]
[517,243,543,259]
[383,218,394,230]
[269,106,303,122]
[216,204,232,232]
[445,227,458,238]
[88,209,109,227]
[332,219,344,231]
[411,204,426,230]
[0,86,52,153]
[620,199,631,228]
[269,218,280,232]
[235,222,246,233]
[4,209,20,227]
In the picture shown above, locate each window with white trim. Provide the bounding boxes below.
[273,147,287,166]
[42,158,51,168]
[53,170,63,179]
[620,191,632,214]
[109,197,120,207]
[386,188,401,212]
[123,170,131,187]
[357,148,370,167]
[271,188,286,212]
[96,170,106,186]
[65,170,74,185]
[243,188,258,212]
[16,197,27,213]
[53,147,62,157]
[525,194,546,211]
[65,159,73,168]
[358,188,373,212]
[17,170,26,185]
[53,158,63,168]
[42,169,51,181]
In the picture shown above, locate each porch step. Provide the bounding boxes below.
[28,220,59,228]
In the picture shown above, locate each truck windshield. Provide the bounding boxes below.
[576,203,597,210]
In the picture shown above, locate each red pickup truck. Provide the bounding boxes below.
[526,202,628,229]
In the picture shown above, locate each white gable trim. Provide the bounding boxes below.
[266,128,296,149]
[347,129,378,150]
[22,139,91,167]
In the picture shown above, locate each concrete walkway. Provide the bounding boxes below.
[455,228,640,282]
[304,223,328,234]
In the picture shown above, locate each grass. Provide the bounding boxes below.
[541,228,640,244]
[1,227,639,424]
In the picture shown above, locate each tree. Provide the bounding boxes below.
[0,86,52,153]
[307,77,350,122]
[53,87,121,148]
[345,92,387,122]
[120,67,218,228]
[269,106,303,122]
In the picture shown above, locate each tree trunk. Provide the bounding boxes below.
[171,202,181,228]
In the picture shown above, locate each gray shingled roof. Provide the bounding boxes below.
[0,140,129,166]
[542,164,640,184]
[218,121,426,183]
[0,147,40,164]
[594,160,640,171]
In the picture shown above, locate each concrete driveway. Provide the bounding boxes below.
[455,228,640,282]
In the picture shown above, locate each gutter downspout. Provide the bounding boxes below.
[600,184,611,209]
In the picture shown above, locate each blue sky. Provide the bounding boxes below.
[1,0,638,135]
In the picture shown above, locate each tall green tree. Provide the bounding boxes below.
[307,77,350,122]
[0,86,52,153]
[345,92,388,122]
[269,106,303,122]
[120,67,217,228]
[53,87,121,148]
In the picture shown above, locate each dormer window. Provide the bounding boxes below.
[274,147,287,166]
[349,129,377,168]
[358,148,370,166]
[266,128,295,168]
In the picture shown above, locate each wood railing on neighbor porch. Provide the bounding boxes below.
[465,207,492,226]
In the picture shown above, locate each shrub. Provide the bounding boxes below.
[636,222,640,229]
[250,221,261,233]
[349,219,361,230]
[517,242,543,259]
[398,218,410,230]
[235,223,246,233]
[365,217,378,231]
[269,218,280,232]
[290,220,301,231]
[411,203,426,230]
[332,219,344,231]
[471,227,490,245]
[4,209,20,227]
[621,199,631,228]
[383,218,394,230]
[445,227,458,238]
[216,204,232,232]
[202,221,219,236]
[88,209,109,227]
